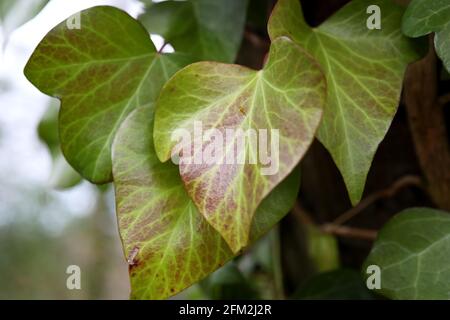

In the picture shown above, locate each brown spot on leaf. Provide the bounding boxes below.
[127,246,140,268]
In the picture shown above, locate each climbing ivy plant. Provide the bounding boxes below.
[24,0,450,300]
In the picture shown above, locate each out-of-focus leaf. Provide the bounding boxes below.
[38,102,82,189]
[402,0,450,72]
[306,225,340,273]
[294,269,375,300]
[138,0,249,62]
[112,106,300,300]
[25,6,194,184]
[269,0,423,205]
[154,37,325,253]
[363,207,450,300]
[48,153,82,189]
[37,101,59,156]
[0,0,49,42]
[200,262,259,300]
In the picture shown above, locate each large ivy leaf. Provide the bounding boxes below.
[0,0,49,42]
[112,106,300,300]
[363,207,450,299]
[402,0,450,72]
[24,6,193,184]
[138,0,248,62]
[154,37,326,253]
[269,0,423,205]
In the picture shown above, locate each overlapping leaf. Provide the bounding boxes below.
[112,106,300,299]
[402,0,450,72]
[24,6,193,183]
[154,37,326,252]
[269,0,423,204]
[139,0,248,62]
[363,208,450,299]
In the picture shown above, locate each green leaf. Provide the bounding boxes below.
[24,6,193,184]
[37,101,60,157]
[402,0,450,72]
[154,37,325,252]
[269,0,423,205]
[363,207,450,299]
[0,0,49,42]
[112,106,300,300]
[294,269,375,300]
[38,102,82,189]
[48,153,82,189]
[139,0,249,62]
[306,225,340,273]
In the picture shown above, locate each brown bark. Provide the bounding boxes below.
[403,39,450,210]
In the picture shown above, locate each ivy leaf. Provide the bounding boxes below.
[139,0,249,62]
[402,0,450,72]
[0,0,49,42]
[154,37,326,253]
[363,207,450,299]
[269,0,423,205]
[112,107,300,300]
[24,6,193,184]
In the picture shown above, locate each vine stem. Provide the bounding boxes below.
[403,36,450,210]
[158,42,168,54]
[291,174,422,241]
[332,175,423,226]
[321,224,378,241]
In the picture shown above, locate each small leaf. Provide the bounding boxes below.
[402,0,450,72]
[306,225,340,273]
[112,107,300,299]
[139,0,249,62]
[294,269,375,300]
[363,207,450,299]
[38,102,82,189]
[37,101,60,157]
[24,6,193,183]
[269,0,423,205]
[48,153,82,189]
[0,0,49,43]
[154,37,325,252]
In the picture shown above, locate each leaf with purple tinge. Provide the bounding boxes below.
[154,37,326,253]
[112,106,300,299]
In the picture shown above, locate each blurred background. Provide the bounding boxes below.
[0,0,145,300]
